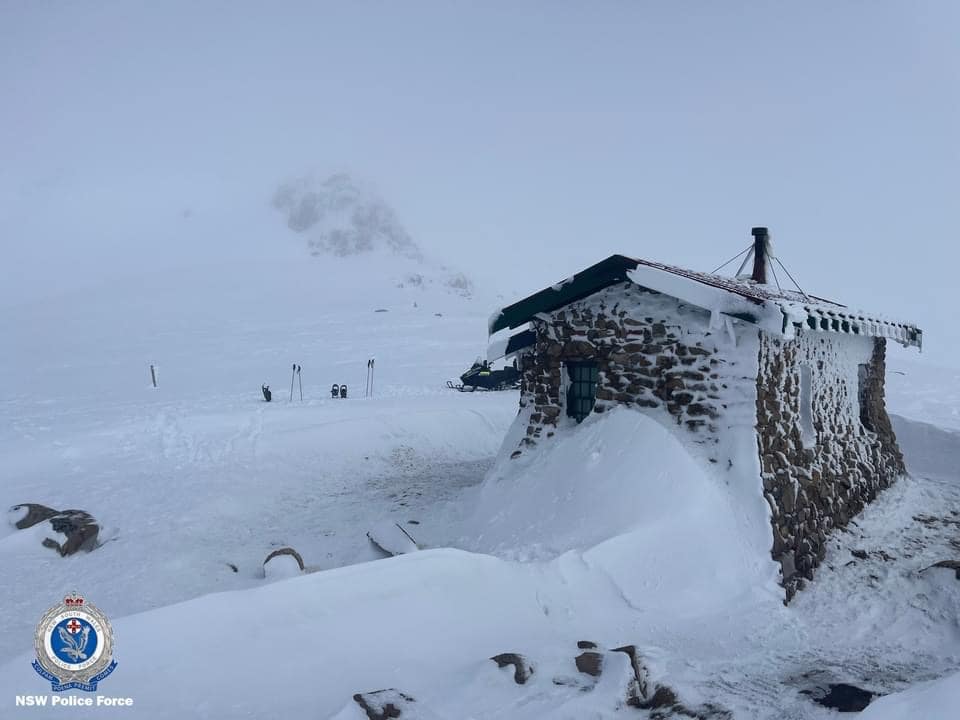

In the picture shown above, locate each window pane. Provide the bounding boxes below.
[566,361,598,423]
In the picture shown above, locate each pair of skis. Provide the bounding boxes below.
[365,358,376,398]
[290,364,302,401]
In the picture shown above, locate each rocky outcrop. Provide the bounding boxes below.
[10,504,100,556]
[573,641,730,718]
[272,173,422,261]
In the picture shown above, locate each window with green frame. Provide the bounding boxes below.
[566,361,599,423]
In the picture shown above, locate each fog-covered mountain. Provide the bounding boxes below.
[272,172,473,297]
[273,173,423,261]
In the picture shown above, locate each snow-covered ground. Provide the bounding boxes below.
[0,259,515,656]
[2,258,959,718]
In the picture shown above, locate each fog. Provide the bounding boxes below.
[2,2,957,363]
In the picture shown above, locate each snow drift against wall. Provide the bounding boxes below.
[463,407,780,613]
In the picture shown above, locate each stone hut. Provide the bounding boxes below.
[488,228,922,599]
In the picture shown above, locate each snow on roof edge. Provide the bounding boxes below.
[627,265,922,349]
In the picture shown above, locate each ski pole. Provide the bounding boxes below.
[297,365,303,401]
[290,363,296,402]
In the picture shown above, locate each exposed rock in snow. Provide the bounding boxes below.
[9,503,100,556]
[490,653,534,685]
[920,559,960,580]
[8,502,59,529]
[263,547,305,580]
[801,682,879,712]
[349,689,428,720]
[575,649,604,677]
[443,272,473,297]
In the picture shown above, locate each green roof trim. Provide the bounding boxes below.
[489,255,638,335]
[505,328,536,356]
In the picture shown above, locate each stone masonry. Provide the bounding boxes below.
[756,333,904,600]
[513,283,743,458]
[510,281,906,601]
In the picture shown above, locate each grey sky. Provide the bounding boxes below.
[1,2,957,362]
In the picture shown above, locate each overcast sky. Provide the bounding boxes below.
[1,2,957,362]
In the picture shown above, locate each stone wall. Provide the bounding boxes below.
[510,282,906,601]
[512,283,754,460]
[756,333,904,600]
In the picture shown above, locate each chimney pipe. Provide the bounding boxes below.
[750,226,769,284]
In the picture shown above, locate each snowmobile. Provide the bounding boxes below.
[447,360,520,392]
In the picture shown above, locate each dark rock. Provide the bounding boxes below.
[575,651,604,677]
[263,546,305,571]
[490,653,534,684]
[632,685,678,710]
[686,402,718,418]
[9,503,59,530]
[576,640,597,649]
[611,644,650,699]
[802,683,878,712]
[352,689,416,719]
[851,549,868,560]
[38,509,100,556]
[921,560,960,580]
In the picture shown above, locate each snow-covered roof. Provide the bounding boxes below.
[489,254,922,349]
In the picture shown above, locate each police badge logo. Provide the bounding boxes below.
[33,592,117,692]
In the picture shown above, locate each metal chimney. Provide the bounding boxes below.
[750,227,769,284]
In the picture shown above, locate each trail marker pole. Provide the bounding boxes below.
[290,363,296,402]
[150,364,158,388]
[297,365,303,401]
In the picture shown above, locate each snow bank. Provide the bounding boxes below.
[860,671,960,720]
[465,407,779,614]
[0,549,569,719]
[0,407,780,717]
